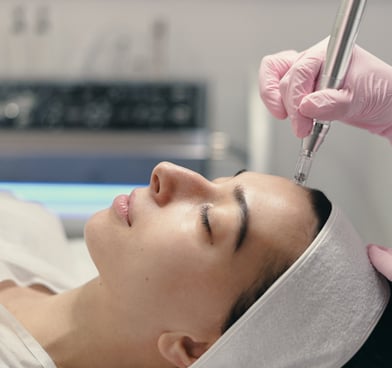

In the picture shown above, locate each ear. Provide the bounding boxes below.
[158,332,210,368]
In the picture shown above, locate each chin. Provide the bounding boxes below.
[84,209,111,254]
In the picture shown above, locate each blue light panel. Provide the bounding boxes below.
[0,182,145,219]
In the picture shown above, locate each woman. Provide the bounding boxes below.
[0,40,390,368]
[0,161,335,367]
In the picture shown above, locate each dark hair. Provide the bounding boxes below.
[221,188,332,333]
[343,281,392,367]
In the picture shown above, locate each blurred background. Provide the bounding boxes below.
[0,0,390,245]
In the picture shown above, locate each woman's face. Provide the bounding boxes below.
[85,162,318,340]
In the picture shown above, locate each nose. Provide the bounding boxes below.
[149,161,212,206]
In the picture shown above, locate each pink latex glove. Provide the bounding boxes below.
[259,39,392,144]
[368,244,392,281]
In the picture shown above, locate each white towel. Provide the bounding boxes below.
[191,205,390,368]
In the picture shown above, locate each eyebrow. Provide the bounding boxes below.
[234,168,247,177]
[233,185,249,252]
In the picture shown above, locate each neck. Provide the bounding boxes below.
[11,279,168,368]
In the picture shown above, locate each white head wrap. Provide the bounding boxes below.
[191,205,390,368]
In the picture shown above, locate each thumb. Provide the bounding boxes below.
[299,88,352,122]
[368,244,392,281]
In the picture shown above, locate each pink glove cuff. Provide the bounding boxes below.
[368,244,392,280]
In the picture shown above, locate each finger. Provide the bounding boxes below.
[299,88,353,122]
[259,50,299,119]
[290,114,314,138]
[368,244,392,281]
[280,47,325,137]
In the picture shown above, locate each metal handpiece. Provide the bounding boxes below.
[293,0,367,185]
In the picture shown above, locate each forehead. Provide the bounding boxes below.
[212,171,317,304]
[236,171,311,219]
[213,171,308,204]
[216,171,315,248]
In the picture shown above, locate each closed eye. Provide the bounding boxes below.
[200,204,212,239]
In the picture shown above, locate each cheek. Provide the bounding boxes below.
[140,246,236,332]
[135,223,230,299]
[135,205,203,266]
[85,205,237,328]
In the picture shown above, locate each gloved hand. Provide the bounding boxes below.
[368,244,392,281]
[259,39,392,144]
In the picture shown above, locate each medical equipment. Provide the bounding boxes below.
[293,0,367,185]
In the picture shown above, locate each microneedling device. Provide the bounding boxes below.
[293,0,367,185]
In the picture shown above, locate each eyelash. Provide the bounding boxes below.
[200,204,212,236]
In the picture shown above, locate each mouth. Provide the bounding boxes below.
[112,190,135,227]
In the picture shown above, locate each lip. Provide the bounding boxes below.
[112,189,136,226]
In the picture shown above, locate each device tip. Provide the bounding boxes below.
[293,154,313,186]
[293,171,308,185]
